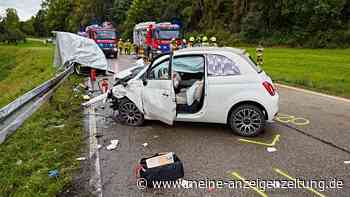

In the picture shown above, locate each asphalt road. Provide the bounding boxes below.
[89,55,350,197]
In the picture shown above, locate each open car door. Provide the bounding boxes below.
[142,56,176,125]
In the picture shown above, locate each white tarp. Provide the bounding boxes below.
[54,31,109,71]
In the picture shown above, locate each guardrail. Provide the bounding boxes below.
[0,65,74,144]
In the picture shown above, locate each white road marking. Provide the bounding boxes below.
[88,105,103,197]
[276,83,350,103]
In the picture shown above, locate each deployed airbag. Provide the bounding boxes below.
[54,31,110,72]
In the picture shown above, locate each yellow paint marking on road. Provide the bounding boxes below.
[231,172,269,197]
[275,113,310,126]
[274,168,326,197]
[238,134,280,147]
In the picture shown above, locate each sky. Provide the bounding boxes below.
[0,0,42,21]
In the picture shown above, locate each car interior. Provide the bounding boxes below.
[172,55,205,114]
[148,55,206,114]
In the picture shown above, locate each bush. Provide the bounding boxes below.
[3,28,25,44]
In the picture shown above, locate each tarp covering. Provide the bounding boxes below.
[54,31,109,71]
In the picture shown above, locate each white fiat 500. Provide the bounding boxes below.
[108,47,279,136]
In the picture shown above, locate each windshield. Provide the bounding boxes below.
[157,29,180,40]
[96,31,116,40]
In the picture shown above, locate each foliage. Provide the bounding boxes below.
[0,40,54,107]
[4,0,350,47]
[0,8,25,44]
[0,75,84,196]
[245,47,350,97]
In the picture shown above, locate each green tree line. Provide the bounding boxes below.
[2,0,350,48]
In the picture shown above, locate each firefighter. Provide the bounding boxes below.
[188,36,195,47]
[118,38,124,55]
[182,39,187,48]
[202,36,209,47]
[171,38,177,51]
[256,44,264,65]
[210,36,218,47]
[125,39,131,55]
[195,36,202,46]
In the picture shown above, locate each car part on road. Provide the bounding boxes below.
[229,104,266,137]
[266,147,277,152]
[106,139,119,150]
[138,152,184,187]
[118,98,144,126]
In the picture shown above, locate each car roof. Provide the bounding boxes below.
[175,47,246,56]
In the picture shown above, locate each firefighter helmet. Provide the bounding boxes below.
[189,37,195,42]
[210,36,216,42]
[202,36,208,42]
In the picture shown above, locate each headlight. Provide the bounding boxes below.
[156,50,162,54]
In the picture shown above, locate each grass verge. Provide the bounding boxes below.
[245,47,350,98]
[0,40,54,107]
[0,75,84,196]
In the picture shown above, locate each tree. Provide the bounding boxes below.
[3,8,20,30]
[33,9,48,37]
[1,8,25,44]
[20,17,35,36]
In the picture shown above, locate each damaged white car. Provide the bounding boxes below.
[107,47,279,136]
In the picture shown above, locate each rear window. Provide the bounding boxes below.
[243,53,263,73]
[207,54,240,76]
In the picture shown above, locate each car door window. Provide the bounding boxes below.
[173,56,204,73]
[148,59,170,80]
[207,54,240,76]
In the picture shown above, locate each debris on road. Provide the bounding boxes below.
[146,152,174,168]
[48,169,59,178]
[76,157,87,161]
[106,139,119,150]
[344,161,350,164]
[97,144,102,149]
[267,147,277,152]
[142,142,148,147]
[81,93,107,107]
[153,135,159,139]
[139,153,184,187]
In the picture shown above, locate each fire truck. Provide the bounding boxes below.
[133,22,181,60]
[86,23,118,58]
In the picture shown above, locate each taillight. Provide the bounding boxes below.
[263,81,276,96]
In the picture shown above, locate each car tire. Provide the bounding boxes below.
[118,98,144,126]
[228,104,265,137]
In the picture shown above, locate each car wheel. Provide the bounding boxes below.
[118,98,144,126]
[229,104,265,137]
